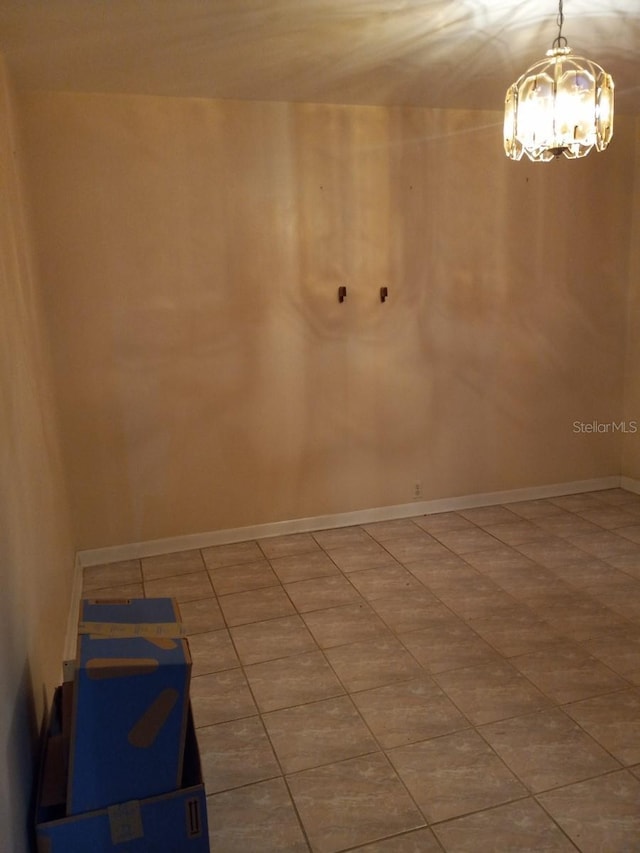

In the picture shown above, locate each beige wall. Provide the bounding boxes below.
[0,64,75,852]
[19,92,635,550]
[623,118,640,480]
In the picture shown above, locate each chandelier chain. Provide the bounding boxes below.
[553,0,567,49]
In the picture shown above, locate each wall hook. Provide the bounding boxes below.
[380,286,389,303]
[338,285,347,303]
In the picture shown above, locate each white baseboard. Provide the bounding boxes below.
[62,552,84,679]
[77,475,622,568]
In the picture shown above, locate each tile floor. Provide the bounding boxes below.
[82,488,640,852]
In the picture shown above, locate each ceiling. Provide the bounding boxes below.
[0,0,638,113]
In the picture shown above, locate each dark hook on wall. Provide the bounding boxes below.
[380,287,389,303]
[338,285,347,303]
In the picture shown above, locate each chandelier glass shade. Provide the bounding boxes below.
[504,4,614,162]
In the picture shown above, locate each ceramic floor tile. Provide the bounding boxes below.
[603,550,640,573]
[262,695,378,773]
[494,573,573,606]
[537,770,640,852]
[362,519,425,541]
[581,581,640,621]
[577,507,640,530]
[351,676,468,748]
[230,615,318,664]
[352,828,442,852]
[201,540,264,570]
[190,668,257,726]
[207,777,309,853]
[327,542,398,573]
[621,502,640,517]
[385,530,451,564]
[624,671,640,689]
[458,505,521,526]
[270,551,341,583]
[218,585,296,627]
[479,708,620,793]
[412,511,476,534]
[416,572,498,598]
[197,716,280,794]
[83,559,141,592]
[550,494,609,512]
[258,533,321,559]
[302,602,390,648]
[405,555,481,591]
[598,527,640,555]
[551,558,631,589]
[369,594,453,635]
[311,526,374,549]
[144,570,214,602]
[243,650,344,712]
[400,621,501,675]
[523,589,599,613]
[178,596,225,634]
[84,582,145,599]
[511,643,628,703]
[284,575,363,613]
[208,559,279,595]
[461,545,537,574]
[347,565,429,602]
[434,583,519,621]
[529,594,630,641]
[502,573,576,605]
[507,499,568,519]
[188,628,239,676]
[467,608,562,658]
[566,531,640,560]
[532,514,603,539]
[141,549,205,580]
[434,660,551,725]
[563,689,640,765]
[287,753,425,853]
[382,535,452,564]
[432,798,578,852]
[482,520,551,546]
[592,488,640,507]
[325,636,424,692]
[515,539,592,569]
[431,527,502,555]
[387,729,526,823]
[581,628,640,677]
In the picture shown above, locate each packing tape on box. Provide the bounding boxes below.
[78,621,185,639]
[108,800,144,844]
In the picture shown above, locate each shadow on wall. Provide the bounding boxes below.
[1,659,40,853]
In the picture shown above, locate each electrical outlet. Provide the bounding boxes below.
[413,481,422,500]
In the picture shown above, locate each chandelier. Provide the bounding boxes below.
[504,0,614,162]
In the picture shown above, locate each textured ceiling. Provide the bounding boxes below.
[0,0,638,113]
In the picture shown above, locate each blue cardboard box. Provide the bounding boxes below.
[67,598,191,815]
[36,687,209,852]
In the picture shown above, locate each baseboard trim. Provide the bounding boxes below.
[77,475,622,568]
[62,552,84,679]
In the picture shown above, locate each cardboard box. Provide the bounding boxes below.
[68,598,191,815]
[36,687,209,852]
